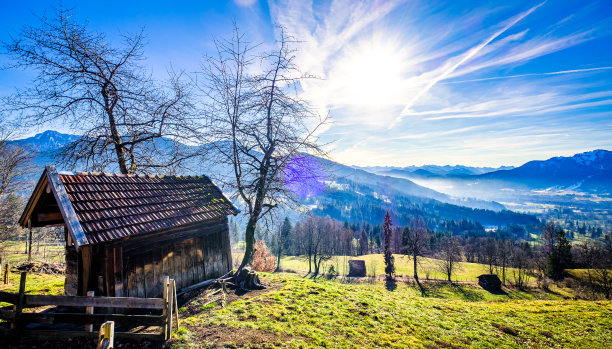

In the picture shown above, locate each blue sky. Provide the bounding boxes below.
[1,0,612,167]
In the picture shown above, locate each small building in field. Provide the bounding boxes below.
[19,166,238,298]
[477,274,502,292]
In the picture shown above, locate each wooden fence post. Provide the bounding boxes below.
[162,276,170,340]
[97,321,114,349]
[171,279,179,330]
[11,272,26,331]
[86,291,95,332]
[3,264,9,285]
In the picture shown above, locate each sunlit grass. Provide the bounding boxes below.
[179,273,612,348]
[0,240,65,265]
[279,254,515,282]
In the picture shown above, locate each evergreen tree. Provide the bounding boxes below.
[543,222,572,280]
[359,229,369,255]
[276,217,292,270]
[383,211,395,279]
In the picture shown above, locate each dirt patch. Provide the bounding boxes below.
[433,340,468,349]
[539,330,554,338]
[492,323,519,336]
[187,325,308,348]
[181,279,280,317]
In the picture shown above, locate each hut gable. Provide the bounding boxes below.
[20,165,239,247]
[19,165,239,297]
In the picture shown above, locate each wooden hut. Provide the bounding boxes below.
[19,166,239,298]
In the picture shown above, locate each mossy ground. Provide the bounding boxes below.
[174,273,612,348]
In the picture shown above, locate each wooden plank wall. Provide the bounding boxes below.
[119,227,231,298]
[64,246,78,296]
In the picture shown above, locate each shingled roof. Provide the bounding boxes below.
[19,166,239,248]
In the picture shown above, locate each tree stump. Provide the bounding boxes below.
[348,260,366,277]
[235,268,265,290]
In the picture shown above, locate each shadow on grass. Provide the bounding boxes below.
[479,285,508,296]
[542,286,564,297]
[416,279,428,297]
[385,277,397,291]
[451,283,486,301]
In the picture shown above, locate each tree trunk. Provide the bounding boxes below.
[413,253,419,281]
[276,240,281,272]
[239,216,257,269]
[104,92,130,175]
[308,251,312,274]
[28,229,32,261]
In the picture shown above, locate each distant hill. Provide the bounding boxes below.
[359,164,514,178]
[10,131,540,232]
[12,130,80,168]
[479,150,612,194]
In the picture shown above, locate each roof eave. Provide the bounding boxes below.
[44,166,90,250]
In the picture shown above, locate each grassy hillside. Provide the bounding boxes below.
[279,254,517,282]
[175,273,612,348]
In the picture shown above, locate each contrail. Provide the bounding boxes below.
[390,2,545,128]
[440,66,612,84]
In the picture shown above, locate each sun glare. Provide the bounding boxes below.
[334,39,408,107]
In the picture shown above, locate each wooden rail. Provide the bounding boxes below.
[0,272,178,343]
[22,294,165,309]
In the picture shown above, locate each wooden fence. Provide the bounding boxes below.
[0,272,179,343]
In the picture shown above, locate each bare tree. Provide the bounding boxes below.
[293,214,334,275]
[0,127,33,256]
[437,235,462,282]
[496,239,513,285]
[0,128,34,199]
[312,216,333,276]
[510,242,532,289]
[402,217,429,283]
[590,235,612,299]
[198,25,327,269]
[575,240,599,298]
[481,237,497,274]
[2,7,199,174]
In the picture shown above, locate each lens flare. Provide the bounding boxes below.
[284,157,326,199]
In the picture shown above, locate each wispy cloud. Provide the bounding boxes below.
[392,2,545,127]
[442,66,612,84]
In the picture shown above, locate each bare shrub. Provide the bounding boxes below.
[251,241,276,272]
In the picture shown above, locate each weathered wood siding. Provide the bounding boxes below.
[64,246,78,296]
[96,218,232,298]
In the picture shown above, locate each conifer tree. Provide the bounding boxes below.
[383,211,395,279]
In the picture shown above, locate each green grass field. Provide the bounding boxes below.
[0,240,65,265]
[0,241,65,307]
[1,244,609,348]
[175,272,612,348]
[279,254,518,282]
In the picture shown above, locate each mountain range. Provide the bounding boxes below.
[11,130,610,232]
[478,150,612,194]
[362,150,612,195]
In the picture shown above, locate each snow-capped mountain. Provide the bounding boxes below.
[479,150,612,193]
[12,130,79,152]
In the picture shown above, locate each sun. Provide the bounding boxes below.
[332,38,409,107]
